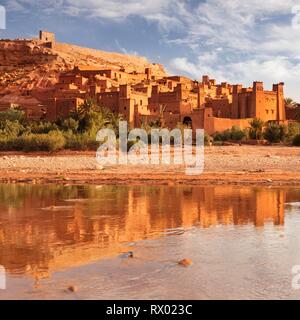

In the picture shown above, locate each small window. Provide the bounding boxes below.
[124,107,127,110]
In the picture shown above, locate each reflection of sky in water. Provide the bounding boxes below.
[0,184,300,299]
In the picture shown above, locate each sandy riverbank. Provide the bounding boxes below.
[0,145,299,186]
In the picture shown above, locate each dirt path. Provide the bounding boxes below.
[0,146,299,186]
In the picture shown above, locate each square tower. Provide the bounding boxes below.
[39,31,55,48]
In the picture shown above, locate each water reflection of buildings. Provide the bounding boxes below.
[0,185,296,279]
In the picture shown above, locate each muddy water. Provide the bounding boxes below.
[0,184,300,300]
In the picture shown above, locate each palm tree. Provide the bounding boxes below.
[78,98,98,117]
[285,98,298,109]
[249,118,264,140]
[158,104,167,128]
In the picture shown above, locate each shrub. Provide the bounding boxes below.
[28,121,58,134]
[60,118,79,133]
[21,131,66,152]
[292,134,300,146]
[0,120,25,137]
[213,126,246,142]
[0,105,123,151]
[204,133,212,146]
[213,129,231,141]
[263,123,287,143]
[0,109,25,123]
[231,126,246,141]
[64,132,98,150]
[0,137,11,151]
[249,118,264,140]
[212,141,223,146]
[287,122,300,143]
[78,108,122,135]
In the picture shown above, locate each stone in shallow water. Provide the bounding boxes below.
[178,259,193,267]
[67,285,78,293]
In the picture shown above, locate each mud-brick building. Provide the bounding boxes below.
[98,84,150,127]
[286,104,300,121]
[0,31,291,134]
[41,68,287,134]
[232,82,285,121]
[38,30,55,48]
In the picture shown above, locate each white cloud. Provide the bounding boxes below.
[6,0,182,30]
[170,57,200,79]
[5,0,25,11]
[170,55,300,100]
[5,0,300,99]
[114,39,139,56]
[166,0,300,100]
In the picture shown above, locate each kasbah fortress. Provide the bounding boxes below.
[0,31,298,135]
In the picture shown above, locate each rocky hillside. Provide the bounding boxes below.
[0,38,166,99]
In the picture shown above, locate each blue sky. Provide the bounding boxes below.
[1,0,300,100]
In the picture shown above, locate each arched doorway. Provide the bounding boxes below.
[183,116,192,128]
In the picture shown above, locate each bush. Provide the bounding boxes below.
[60,118,79,133]
[231,126,246,141]
[21,131,66,152]
[213,126,246,142]
[0,104,123,152]
[204,133,212,146]
[213,129,231,141]
[263,123,287,143]
[287,122,300,143]
[0,120,25,137]
[0,109,25,123]
[78,109,122,135]
[292,134,300,146]
[64,132,99,150]
[27,121,58,134]
[212,140,223,146]
[249,118,264,140]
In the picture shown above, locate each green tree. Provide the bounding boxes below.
[77,98,98,117]
[249,118,264,140]
[230,126,246,141]
[263,123,287,143]
[287,122,300,143]
[293,134,300,146]
[285,98,297,108]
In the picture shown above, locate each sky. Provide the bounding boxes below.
[1,0,300,100]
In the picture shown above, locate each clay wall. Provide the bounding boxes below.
[55,98,84,118]
[286,105,300,120]
[204,117,252,135]
[206,98,231,118]
[97,92,119,113]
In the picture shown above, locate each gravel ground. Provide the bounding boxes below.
[0,146,299,186]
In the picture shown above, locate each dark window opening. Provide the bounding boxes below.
[183,116,192,128]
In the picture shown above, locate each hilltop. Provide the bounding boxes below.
[0,33,166,102]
